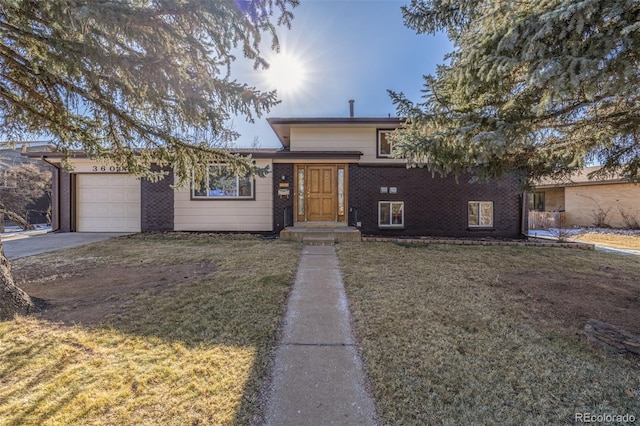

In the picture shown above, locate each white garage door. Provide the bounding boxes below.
[77,174,141,232]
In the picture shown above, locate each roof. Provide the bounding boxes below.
[21,148,363,164]
[534,165,628,188]
[268,117,404,147]
[22,148,282,160]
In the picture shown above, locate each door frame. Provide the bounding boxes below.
[294,163,348,225]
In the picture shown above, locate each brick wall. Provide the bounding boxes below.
[348,164,523,238]
[58,170,72,232]
[273,163,294,233]
[141,165,175,231]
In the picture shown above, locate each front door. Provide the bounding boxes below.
[307,165,336,221]
[295,164,348,224]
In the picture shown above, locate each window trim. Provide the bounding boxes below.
[191,164,255,200]
[378,201,405,228]
[376,129,396,158]
[468,201,494,228]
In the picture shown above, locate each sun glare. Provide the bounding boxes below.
[264,52,307,94]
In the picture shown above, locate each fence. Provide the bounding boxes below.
[528,211,566,230]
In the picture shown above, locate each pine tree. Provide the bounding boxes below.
[390,0,640,187]
[0,0,298,320]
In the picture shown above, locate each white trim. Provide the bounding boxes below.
[377,129,394,157]
[192,164,254,199]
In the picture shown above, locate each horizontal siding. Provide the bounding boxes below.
[77,174,141,232]
[290,127,405,164]
[543,188,565,212]
[174,160,273,231]
[565,183,640,228]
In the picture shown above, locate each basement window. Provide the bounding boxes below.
[379,201,404,228]
[468,201,493,227]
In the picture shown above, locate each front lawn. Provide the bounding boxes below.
[337,242,640,424]
[0,234,300,425]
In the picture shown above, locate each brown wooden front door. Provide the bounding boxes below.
[307,165,336,221]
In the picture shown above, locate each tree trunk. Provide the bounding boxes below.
[0,208,34,231]
[0,239,34,320]
[584,319,640,357]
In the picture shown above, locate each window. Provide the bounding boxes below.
[192,164,253,199]
[377,129,395,157]
[468,201,494,227]
[379,201,404,228]
[528,192,545,212]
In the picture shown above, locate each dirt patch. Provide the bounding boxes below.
[499,269,640,336]
[14,262,217,326]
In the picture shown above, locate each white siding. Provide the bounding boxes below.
[174,159,274,231]
[290,127,406,164]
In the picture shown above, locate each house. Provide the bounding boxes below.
[24,115,525,239]
[531,166,640,229]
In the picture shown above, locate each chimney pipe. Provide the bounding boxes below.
[349,99,354,118]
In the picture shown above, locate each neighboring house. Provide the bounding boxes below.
[0,143,52,225]
[531,165,640,228]
[24,115,525,238]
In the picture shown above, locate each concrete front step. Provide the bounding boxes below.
[280,227,362,243]
[303,237,336,246]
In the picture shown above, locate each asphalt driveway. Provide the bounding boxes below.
[2,232,132,260]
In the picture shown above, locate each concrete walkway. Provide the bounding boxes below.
[264,245,377,425]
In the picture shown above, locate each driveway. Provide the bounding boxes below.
[2,232,132,260]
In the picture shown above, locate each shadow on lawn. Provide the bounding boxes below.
[100,272,292,424]
[6,236,301,424]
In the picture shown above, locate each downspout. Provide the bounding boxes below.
[521,191,529,239]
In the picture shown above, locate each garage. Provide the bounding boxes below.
[76,174,141,232]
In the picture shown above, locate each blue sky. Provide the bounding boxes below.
[232,0,453,148]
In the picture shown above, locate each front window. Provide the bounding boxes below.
[468,201,494,227]
[377,129,395,157]
[379,201,404,228]
[192,164,253,199]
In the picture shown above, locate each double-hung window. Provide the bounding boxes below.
[192,164,253,199]
[468,201,494,227]
[379,201,404,228]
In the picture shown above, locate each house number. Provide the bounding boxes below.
[92,165,128,172]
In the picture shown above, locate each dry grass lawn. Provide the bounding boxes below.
[0,234,300,425]
[573,232,640,251]
[337,242,640,424]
